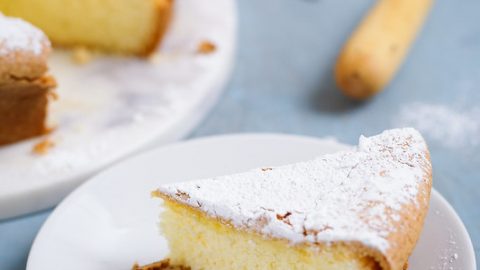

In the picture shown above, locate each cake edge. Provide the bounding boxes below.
[139,0,174,57]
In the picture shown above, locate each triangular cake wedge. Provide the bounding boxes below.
[153,128,432,270]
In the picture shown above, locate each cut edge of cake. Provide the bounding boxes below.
[154,128,432,270]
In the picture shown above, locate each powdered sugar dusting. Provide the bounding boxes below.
[0,13,48,56]
[159,128,431,252]
[395,103,480,149]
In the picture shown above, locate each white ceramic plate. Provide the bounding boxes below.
[27,134,476,270]
[0,0,236,219]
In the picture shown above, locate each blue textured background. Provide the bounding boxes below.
[1,0,478,269]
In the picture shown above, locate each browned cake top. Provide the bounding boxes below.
[0,13,51,84]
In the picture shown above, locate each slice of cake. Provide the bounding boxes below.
[153,128,432,270]
[0,0,173,56]
[0,13,56,145]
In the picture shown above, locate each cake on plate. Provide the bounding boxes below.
[0,13,56,145]
[153,128,432,270]
[0,0,173,56]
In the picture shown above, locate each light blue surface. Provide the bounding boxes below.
[1,0,479,269]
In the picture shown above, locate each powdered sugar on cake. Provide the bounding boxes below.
[158,128,431,252]
[0,13,49,56]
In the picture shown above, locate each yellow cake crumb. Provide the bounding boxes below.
[72,46,93,65]
[148,52,163,64]
[196,40,216,54]
[32,138,55,155]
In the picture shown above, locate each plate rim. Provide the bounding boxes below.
[27,133,477,270]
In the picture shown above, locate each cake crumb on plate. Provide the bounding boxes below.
[71,46,93,65]
[197,40,216,54]
[32,138,55,155]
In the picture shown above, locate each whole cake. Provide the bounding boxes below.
[153,128,432,270]
[0,0,173,56]
[0,13,56,145]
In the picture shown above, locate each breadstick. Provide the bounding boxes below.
[335,0,433,100]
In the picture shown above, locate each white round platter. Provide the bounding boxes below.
[27,133,476,270]
[0,0,236,219]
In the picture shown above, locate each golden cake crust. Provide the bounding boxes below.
[0,75,56,145]
[0,46,50,83]
[140,0,174,56]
